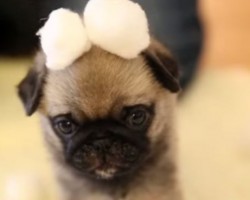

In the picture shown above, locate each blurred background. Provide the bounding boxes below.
[0,0,250,199]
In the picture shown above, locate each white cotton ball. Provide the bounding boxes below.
[37,8,91,70]
[84,0,150,59]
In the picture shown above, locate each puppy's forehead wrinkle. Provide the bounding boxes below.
[43,46,162,119]
[77,47,160,116]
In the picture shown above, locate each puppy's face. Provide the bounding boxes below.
[18,40,180,180]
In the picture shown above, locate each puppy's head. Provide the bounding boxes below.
[18,39,180,180]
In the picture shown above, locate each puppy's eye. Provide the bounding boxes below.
[125,106,150,129]
[53,116,79,136]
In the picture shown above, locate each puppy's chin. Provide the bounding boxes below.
[66,133,149,180]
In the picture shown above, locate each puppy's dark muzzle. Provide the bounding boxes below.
[64,120,149,178]
[66,132,146,175]
[72,136,139,169]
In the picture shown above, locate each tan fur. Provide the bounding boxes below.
[41,47,161,118]
[34,46,181,200]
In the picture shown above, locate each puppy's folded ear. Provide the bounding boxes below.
[17,53,47,116]
[142,39,180,93]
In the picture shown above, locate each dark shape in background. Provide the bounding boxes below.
[0,0,202,90]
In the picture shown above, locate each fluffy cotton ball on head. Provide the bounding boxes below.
[84,0,150,59]
[37,8,91,70]
[37,1,150,70]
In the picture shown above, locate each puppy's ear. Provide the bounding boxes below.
[142,39,180,93]
[17,53,47,116]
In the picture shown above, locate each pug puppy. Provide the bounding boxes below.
[18,39,182,200]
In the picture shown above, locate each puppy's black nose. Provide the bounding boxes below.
[93,138,111,153]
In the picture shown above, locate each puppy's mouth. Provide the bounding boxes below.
[67,135,146,179]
